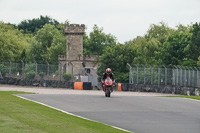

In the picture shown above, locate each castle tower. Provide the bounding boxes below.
[65,24,85,60]
[58,24,98,81]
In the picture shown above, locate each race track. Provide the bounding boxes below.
[17,93,200,133]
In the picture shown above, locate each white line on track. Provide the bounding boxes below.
[15,95,132,133]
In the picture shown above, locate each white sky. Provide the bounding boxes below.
[0,0,200,43]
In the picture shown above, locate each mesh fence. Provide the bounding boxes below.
[0,62,63,81]
[130,65,200,88]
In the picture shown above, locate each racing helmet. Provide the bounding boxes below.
[106,68,111,73]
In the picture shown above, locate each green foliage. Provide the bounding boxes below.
[62,73,72,81]
[0,64,8,77]
[0,22,31,62]
[39,72,45,78]
[98,44,135,83]
[188,22,200,61]
[145,22,174,44]
[25,71,35,79]
[26,24,66,64]
[24,63,35,73]
[197,56,200,67]
[18,15,60,34]
[83,25,117,55]
[1,18,200,83]
[180,59,197,66]
[127,37,161,65]
[160,30,192,65]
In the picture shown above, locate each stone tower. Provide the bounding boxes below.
[58,24,98,80]
[65,24,85,61]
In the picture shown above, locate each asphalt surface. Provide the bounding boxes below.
[17,94,200,133]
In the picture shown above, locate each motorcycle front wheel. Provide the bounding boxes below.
[105,89,111,97]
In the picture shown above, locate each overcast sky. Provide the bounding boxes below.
[0,0,200,43]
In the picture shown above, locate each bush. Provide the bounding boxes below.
[39,72,45,78]
[25,71,35,79]
[62,73,72,81]
[0,64,9,77]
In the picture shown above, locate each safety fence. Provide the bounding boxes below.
[0,61,96,89]
[0,61,63,81]
[127,64,200,88]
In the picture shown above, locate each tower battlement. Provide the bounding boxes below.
[64,24,85,34]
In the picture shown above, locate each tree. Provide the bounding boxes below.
[0,22,30,62]
[197,56,200,66]
[160,30,192,65]
[0,64,8,77]
[188,22,200,61]
[145,22,174,45]
[26,24,66,64]
[83,25,117,55]
[18,15,60,34]
[127,37,161,65]
[98,44,136,83]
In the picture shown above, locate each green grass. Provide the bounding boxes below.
[164,95,200,100]
[0,91,129,133]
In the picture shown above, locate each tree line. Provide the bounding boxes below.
[0,15,200,82]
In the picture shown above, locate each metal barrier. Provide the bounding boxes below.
[0,61,61,81]
[128,64,200,88]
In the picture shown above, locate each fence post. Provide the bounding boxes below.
[141,64,145,85]
[131,67,133,84]
[34,60,37,75]
[150,65,153,85]
[21,60,24,78]
[127,63,132,84]
[188,67,191,87]
[134,64,138,84]
[191,67,195,87]
[174,66,178,86]
[163,65,167,86]
[8,59,12,76]
[194,67,198,87]
[46,61,49,80]
[186,67,190,87]
[158,66,160,86]
[198,67,200,88]
[177,66,182,86]
[182,66,186,87]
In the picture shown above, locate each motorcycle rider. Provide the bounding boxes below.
[101,68,115,92]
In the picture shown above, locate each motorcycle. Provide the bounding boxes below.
[102,77,114,97]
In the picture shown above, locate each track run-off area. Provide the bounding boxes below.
[1,85,200,133]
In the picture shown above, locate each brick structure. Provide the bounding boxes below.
[58,24,98,80]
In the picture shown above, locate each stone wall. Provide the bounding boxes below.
[0,77,73,88]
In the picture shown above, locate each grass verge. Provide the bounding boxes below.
[0,91,129,133]
[163,95,200,100]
